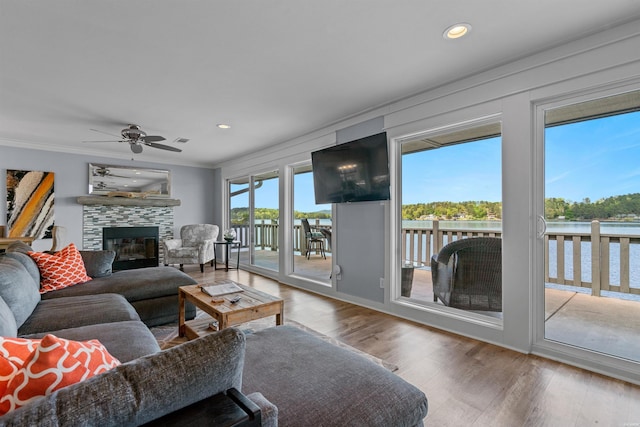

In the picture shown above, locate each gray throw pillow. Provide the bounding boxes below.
[80,250,116,278]
[0,257,40,328]
[4,252,41,292]
[0,296,18,337]
[5,240,34,254]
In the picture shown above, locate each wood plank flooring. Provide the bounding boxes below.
[185,265,640,426]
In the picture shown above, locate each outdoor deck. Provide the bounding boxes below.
[237,249,640,363]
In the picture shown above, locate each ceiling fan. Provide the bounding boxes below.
[83,124,182,154]
[92,166,128,178]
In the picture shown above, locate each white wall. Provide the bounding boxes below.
[0,146,219,251]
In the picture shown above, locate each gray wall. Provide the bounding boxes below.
[0,145,220,251]
[334,116,386,303]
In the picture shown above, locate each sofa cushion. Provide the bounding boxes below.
[80,250,115,278]
[20,320,161,364]
[0,297,17,338]
[17,294,141,336]
[2,253,40,291]
[0,328,246,426]
[27,243,92,293]
[4,241,33,255]
[0,334,120,416]
[0,257,40,328]
[41,266,197,302]
[243,325,429,427]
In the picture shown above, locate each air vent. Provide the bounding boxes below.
[173,138,189,144]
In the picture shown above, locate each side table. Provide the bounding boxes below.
[214,240,240,271]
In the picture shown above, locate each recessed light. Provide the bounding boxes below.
[217,124,231,129]
[443,23,471,40]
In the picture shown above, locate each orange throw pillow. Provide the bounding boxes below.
[0,337,41,396]
[0,334,120,415]
[28,243,92,293]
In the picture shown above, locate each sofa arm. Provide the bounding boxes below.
[197,239,216,263]
[0,328,247,426]
[246,392,278,427]
[142,388,276,427]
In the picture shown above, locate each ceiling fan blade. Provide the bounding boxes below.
[82,140,124,143]
[145,142,182,152]
[130,143,144,154]
[90,128,122,138]
[144,135,166,142]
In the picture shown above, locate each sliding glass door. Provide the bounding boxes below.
[292,164,332,282]
[228,171,280,272]
[539,89,640,362]
[252,171,279,271]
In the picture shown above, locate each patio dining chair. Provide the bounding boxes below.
[301,218,326,259]
[430,236,502,312]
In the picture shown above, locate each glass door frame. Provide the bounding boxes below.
[531,81,640,383]
[226,170,281,273]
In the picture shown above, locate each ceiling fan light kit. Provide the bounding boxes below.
[83,124,183,154]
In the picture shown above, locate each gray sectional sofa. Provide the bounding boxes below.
[0,242,428,426]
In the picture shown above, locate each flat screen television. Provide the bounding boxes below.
[311,131,390,204]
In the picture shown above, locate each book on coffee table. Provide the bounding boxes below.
[200,282,244,297]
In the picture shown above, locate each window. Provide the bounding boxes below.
[292,164,332,282]
[398,121,503,319]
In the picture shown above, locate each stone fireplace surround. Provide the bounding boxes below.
[77,196,180,263]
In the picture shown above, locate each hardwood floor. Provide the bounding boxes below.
[185,265,640,426]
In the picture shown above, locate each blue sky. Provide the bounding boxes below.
[246,111,640,211]
[545,112,640,202]
[402,138,502,204]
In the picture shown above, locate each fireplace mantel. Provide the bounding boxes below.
[77,196,181,207]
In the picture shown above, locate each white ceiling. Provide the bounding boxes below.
[2,1,640,168]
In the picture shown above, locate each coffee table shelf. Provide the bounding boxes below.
[179,283,284,339]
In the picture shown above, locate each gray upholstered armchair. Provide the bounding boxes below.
[431,237,502,312]
[162,224,219,272]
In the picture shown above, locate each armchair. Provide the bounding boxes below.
[163,224,219,272]
[431,237,502,312]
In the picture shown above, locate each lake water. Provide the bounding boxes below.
[401,220,640,289]
[255,219,640,288]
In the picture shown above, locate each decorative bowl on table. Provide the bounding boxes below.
[223,229,236,242]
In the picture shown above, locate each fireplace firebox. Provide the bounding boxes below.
[103,226,159,271]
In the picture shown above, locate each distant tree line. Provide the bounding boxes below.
[544,193,640,220]
[402,201,502,220]
[231,193,640,224]
[230,207,331,225]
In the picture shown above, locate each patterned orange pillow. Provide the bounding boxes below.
[0,334,120,415]
[0,337,41,396]
[28,243,92,293]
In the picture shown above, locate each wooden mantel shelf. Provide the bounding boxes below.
[76,196,181,207]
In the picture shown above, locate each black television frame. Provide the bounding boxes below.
[311,131,390,204]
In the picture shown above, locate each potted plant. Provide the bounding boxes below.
[401,263,414,297]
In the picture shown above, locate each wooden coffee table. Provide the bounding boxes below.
[178,283,284,340]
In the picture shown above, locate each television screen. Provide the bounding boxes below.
[311,132,390,204]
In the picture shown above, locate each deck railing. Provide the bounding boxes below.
[230,219,639,297]
[402,220,503,268]
[544,221,640,297]
[230,219,331,255]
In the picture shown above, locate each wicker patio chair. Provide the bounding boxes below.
[430,236,502,312]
